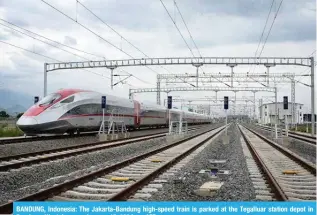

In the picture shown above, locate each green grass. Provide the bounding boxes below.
[0,126,24,137]
[290,124,312,133]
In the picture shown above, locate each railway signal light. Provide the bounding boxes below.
[101,96,107,109]
[34,96,39,104]
[167,96,172,109]
[224,96,229,110]
[283,96,288,110]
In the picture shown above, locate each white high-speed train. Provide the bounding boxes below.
[17,89,212,135]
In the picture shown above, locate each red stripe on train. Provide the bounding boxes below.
[24,89,90,117]
[58,113,165,120]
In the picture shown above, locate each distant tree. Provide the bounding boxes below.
[188,108,193,112]
[16,113,24,119]
[0,111,9,118]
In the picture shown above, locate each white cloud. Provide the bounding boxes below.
[0,0,315,114]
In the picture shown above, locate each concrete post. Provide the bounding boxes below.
[44,63,47,97]
[310,57,315,135]
[253,91,256,120]
[157,76,161,105]
[275,87,278,139]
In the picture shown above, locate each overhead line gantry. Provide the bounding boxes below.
[43,56,315,135]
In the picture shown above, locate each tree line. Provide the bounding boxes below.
[0,111,24,119]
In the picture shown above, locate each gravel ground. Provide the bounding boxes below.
[0,124,217,205]
[148,123,256,201]
[250,126,316,164]
[0,127,199,157]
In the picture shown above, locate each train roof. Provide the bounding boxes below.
[52,88,210,117]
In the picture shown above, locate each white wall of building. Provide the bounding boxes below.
[259,102,304,125]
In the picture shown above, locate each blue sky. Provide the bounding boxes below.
[0,0,316,114]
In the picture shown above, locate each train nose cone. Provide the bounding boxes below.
[16,116,38,135]
[17,116,38,126]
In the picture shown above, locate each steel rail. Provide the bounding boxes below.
[254,124,316,145]
[238,125,288,201]
[0,124,225,213]
[0,126,174,145]
[107,125,227,200]
[0,126,205,171]
[0,131,97,145]
[241,124,316,175]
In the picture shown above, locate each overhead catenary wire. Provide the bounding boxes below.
[254,0,275,59]
[159,0,195,58]
[0,19,104,60]
[0,22,90,61]
[248,0,275,75]
[77,0,150,60]
[166,0,232,87]
[174,0,202,58]
[257,0,284,58]
[76,0,161,76]
[40,0,156,86]
[250,0,283,78]
[0,40,112,79]
[40,0,133,58]
[77,0,195,87]
[0,20,145,87]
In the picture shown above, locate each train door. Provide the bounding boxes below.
[134,101,141,128]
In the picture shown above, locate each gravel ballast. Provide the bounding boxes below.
[0,127,198,157]
[148,123,256,201]
[0,125,217,204]
[249,125,316,164]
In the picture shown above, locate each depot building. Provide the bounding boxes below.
[258,102,304,125]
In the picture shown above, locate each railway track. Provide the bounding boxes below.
[0,125,185,145]
[0,131,98,145]
[238,124,316,201]
[0,126,205,172]
[0,124,228,213]
[253,124,316,146]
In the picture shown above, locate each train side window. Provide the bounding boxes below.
[61,96,74,103]
[69,106,81,115]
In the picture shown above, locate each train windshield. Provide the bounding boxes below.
[38,93,61,106]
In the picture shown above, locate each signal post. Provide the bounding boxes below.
[223,96,229,144]
[283,96,289,137]
[98,96,108,141]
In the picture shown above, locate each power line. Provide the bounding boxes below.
[0,19,104,59]
[0,22,90,61]
[0,19,148,87]
[0,40,110,79]
[258,0,284,57]
[160,0,208,87]
[170,1,231,86]
[159,0,195,57]
[0,39,139,89]
[174,1,202,57]
[40,0,156,86]
[77,0,149,58]
[308,50,316,57]
[248,0,275,75]
[77,0,173,75]
[0,40,60,62]
[77,0,196,88]
[254,0,275,58]
[40,0,133,58]
[77,0,162,76]
[0,22,131,82]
